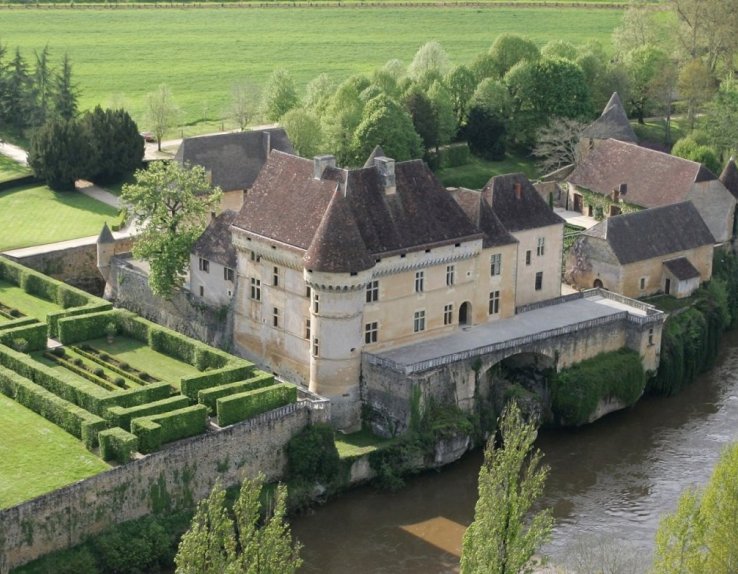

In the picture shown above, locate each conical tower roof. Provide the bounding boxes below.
[97,222,115,244]
[719,157,738,199]
[582,92,638,143]
[303,189,374,274]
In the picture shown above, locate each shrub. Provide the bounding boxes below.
[197,372,274,414]
[180,363,254,400]
[105,322,117,337]
[23,272,57,302]
[552,348,645,426]
[441,143,470,168]
[115,312,150,343]
[98,427,138,464]
[11,338,28,353]
[52,346,66,357]
[57,310,118,345]
[286,424,340,484]
[114,377,126,387]
[47,301,114,338]
[0,316,38,333]
[131,404,208,454]
[216,383,297,427]
[106,395,191,431]
[0,255,23,285]
[74,357,84,366]
[97,382,172,413]
[93,367,105,377]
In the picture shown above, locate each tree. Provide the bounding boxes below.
[533,117,588,174]
[488,34,540,78]
[408,41,450,82]
[3,48,31,131]
[30,45,52,127]
[703,80,738,159]
[261,68,299,122]
[469,78,512,119]
[652,443,738,574]
[28,118,92,191]
[611,1,660,58]
[678,59,716,131]
[465,104,507,161]
[460,402,553,574]
[625,44,670,124]
[351,94,423,164]
[541,40,578,61]
[403,85,438,152]
[322,79,365,165]
[280,107,323,158]
[175,476,302,574]
[303,73,336,117]
[145,84,179,151]
[229,81,257,131]
[427,80,457,148]
[53,52,77,121]
[122,161,221,298]
[445,65,477,126]
[80,106,144,183]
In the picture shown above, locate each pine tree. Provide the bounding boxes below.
[4,48,31,131]
[54,52,78,121]
[31,45,53,127]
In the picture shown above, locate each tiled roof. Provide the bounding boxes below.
[582,202,715,265]
[450,188,518,248]
[581,92,638,143]
[663,257,701,281]
[719,157,738,200]
[568,139,716,208]
[174,128,294,192]
[192,210,238,268]
[233,152,483,269]
[481,173,565,232]
[97,222,114,244]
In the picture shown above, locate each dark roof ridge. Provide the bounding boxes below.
[482,172,565,232]
[719,157,738,199]
[97,222,115,244]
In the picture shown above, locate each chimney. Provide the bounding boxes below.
[514,181,522,200]
[313,155,336,179]
[262,130,272,156]
[374,156,396,195]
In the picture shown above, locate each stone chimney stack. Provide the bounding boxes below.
[313,155,336,179]
[374,156,396,195]
[262,130,272,156]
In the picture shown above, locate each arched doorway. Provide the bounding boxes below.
[459,301,471,326]
[594,279,603,288]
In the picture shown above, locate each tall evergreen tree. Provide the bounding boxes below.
[31,45,53,127]
[53,52,78,121]
[81,106,144,183]
[4,48,31,131]
[28,118,93,191]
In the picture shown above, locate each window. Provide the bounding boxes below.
[640,277,646,290]
[488,291,500,315]
[224,267,234,282]
[312,337,319,357]
[366,280,379,303]
[313,293,320,314]
[648,328,654,346]
[306,285,311,298]
[536,237,545,257]
[525,250,531,265]
[415,271,425,293]
[443,304,453,325]
[250,251,256,261]
[272,307,280,328]
[535,272,543,291]
[490,253,502,276]
[365,322,378,344]
[250,277,261,301]
[305,319,311,340]
[413,310,426,333]
[446,265,455,286]
[199,285,204,297]
[198,258,210,273]
[273,266,279,287]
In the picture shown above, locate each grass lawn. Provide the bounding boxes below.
[0,279,62,321]
[642,294,694,313]
[0,184,119,251]
[631,117,687,150]
[335,428,394,459]
[0,154,29,183]
[0,394,109,509]
[0,7,623,133]
[87,336,201,388]
[437,153,539,189]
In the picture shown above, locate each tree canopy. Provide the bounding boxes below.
[145,84,179,151]
[261,68,299,122]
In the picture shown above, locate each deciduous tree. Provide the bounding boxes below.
[678,59,716,132]
[351,94,422,164]
[229,81,257,131]
[145,84,179,151]
[533,117,588,174]
[444,65,477,126]
[122,161,221,298]
[461,402,553,574]
[408,41,450,82]
[261,68,299,122]
[703,80,738,159]
[488,34,540,78]
[281,107,323,158]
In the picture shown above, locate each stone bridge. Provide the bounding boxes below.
[361,289,665,434]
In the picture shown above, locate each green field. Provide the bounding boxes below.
[0,394,109,509]
[0,7,623,133]
[0,154,30,182]
[0,184,119,251]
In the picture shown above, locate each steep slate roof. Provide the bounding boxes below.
[175,128,294,192]
[233,151,483,268]
[568,139,717,209]
[664,257,700,280]
[481,173,565,232]
[192,210,238,268]
[582,202,715,265]
[97,223,114,244]
[581,92,638,143]
[719,157,738,200]
[450,188,518,248]
[363,145,386,168]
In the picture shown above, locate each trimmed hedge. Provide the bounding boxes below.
[48,301,113,338]
[147,322,230,370]
[0,256,23,284]
[552,348,645,426]
[57,310,118,345]
[97,382,173,414]
[216,383,297,427]
[115,311,150,343]
[73,345,157,386]
[197,372,274,414]
[106,395,191,431]
[99,427,138,464]
[0,364,107,448]
[131,404,208,454]
[0,322,47,352]
[0,316,39,332]
[180,363,254,400]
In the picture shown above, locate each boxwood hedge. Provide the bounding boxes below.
[57,310,118,345]
[99,427,139,464]
[0,322,47,352]
[131,404,208,454]
[197,372,274,414]
[106,395,191,431]
[216,383,297,427]
[180,364,254,400]
[0,317,39,332]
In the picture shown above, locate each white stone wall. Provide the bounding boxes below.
[512,224,564,306]
[189,254,235,307]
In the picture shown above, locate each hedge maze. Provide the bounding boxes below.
[0,256,297,468]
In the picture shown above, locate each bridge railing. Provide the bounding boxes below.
[366,312,630,375]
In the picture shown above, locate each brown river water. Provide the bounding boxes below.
[292,330,738,573]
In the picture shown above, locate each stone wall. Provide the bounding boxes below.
[109,256,234,350]
[0,399,330,573]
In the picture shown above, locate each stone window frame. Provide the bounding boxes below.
[273,266,280,287]
[446,265,455,287]
[490,253,502,276]
[366,280,379,303]
[198,257,210,273]
[488,290,500,315]
[535,272,543,291]
[525,250,532,266]
[639,276,647,290]
[305,319,311,340]
[413,309,426,332]
[312,337,319,357]
[250,277,261,301]
[415,270,425,293]
[224,267,234,282]
[272,306,280,328]
[365,321,378,344]
[536,237,545,257]
[443,303,453,325]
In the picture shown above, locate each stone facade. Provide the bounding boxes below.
[510,224,563,306]
[189,254,236,307]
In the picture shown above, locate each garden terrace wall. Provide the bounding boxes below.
[0,398,330,571]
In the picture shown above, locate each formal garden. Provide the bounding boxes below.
[0,256,297,509]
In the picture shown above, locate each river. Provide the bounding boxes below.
[292,330,738,573]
